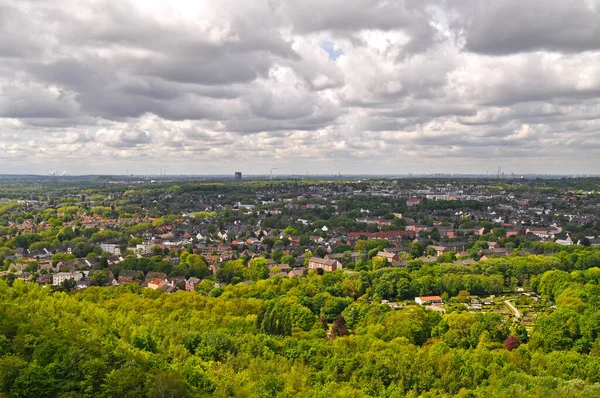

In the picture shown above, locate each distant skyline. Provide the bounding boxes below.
[4,172,599,179]
[1,1,600,174]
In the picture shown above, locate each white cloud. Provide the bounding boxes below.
[0,0,599,174]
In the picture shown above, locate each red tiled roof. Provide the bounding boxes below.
[348,231,416,239]
[417,296,442,301]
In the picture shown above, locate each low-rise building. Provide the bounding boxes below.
[406,197,422,207]
[147,278,166,290]
[415,296,443,305]
[186,277,201,291]
[36,274,53,286]
[288,268,305,278]
[307,257,342,272]
[52,271,84,286]
[135,243,154,255]
[376,251,398,262]
[100,243,121,255]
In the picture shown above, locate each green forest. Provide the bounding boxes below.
[3,251,600,397]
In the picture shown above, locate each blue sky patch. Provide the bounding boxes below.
[321,41,343,60]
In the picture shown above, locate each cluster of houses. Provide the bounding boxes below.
[1,222,590,293]
[3,178,600,294]
[32,268,211,294]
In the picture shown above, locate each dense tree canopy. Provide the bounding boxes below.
[1,256,600,397]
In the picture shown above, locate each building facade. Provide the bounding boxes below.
[307,257,342,272]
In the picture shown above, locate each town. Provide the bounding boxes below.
[1,176,598,293]
[1,176,597,321]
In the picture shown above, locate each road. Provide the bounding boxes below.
[504,300,521,319]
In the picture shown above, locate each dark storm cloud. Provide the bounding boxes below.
[463,0,600,55]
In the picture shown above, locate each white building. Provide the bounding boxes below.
[556,235,573,246]
[415,296,443,305]
[52,272,85,286]
[100,243,121,255]
[135,244,154,255]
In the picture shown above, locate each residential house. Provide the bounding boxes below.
[444,242,468,253]
[479,248,510,260]
[146,272,168,281]
[118,270,143,284]
[52,271,84,286]
[350,252,362,264]
[555,236,573,245]
[36,274,53,286]
[452,259,476,266]
[587,238,600,246]
[437,227,455,238]
[376,251,398,262]
[100,243,121,255]
[135,243,154,255]
[168,276,187,288]
[269,263,291,273]
[324,253,344,262]
[505,228,521,237]
[526,226,559,239]
[472,226,486,236]
[17,273,33,283]
[428,246,449,257]
[288,269,305,278]
[307,257,342,272]
[406,197,422,207]
[147,278,166,290]
[160,284,177,293]
[76,279,90,290]
[186,277,201,291]
[415,296,443,305]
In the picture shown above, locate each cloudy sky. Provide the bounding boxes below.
[1,0,599,175]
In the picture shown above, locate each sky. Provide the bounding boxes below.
[1,0,600,175]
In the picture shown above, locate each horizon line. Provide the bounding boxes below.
[1,173,600,178]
